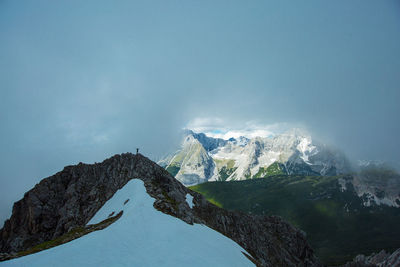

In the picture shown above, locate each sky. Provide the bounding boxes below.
[0,0,399,223]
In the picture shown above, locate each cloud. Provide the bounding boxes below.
[185,117,302,139]
[185,117,226,133]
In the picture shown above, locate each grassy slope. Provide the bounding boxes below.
[253,162,286,178]
[190,175,400,266]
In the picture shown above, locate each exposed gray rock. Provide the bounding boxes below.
[187,130,228,152]
[352,166,400,207]
[0,153,321,266]
[342,248,400,267]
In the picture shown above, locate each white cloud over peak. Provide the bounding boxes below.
[185,117,303,140]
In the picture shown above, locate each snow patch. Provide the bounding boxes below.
[297,137,317,164]
[338,178,348,192]
[186,193,194,209]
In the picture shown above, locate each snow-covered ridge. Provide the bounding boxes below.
[3,179,253,267]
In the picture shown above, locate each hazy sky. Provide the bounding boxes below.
[1,0,399,223]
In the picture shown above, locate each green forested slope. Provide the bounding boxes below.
[190,175,400,265]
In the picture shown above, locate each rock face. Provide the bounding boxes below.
[352,165,400,208]
[166,133,219,185]
[0,153,320,266]
[342,248,400,267]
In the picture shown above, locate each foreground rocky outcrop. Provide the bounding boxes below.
[342,248,400,267]
[0,153,321,266]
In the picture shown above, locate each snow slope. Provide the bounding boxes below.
[2,179,253,267]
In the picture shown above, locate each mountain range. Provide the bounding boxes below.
[156,129,400,265]
[160,129,400,208]
[160,129,351,186]
[1,128,399,266]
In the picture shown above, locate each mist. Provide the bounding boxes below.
[1,0,399,224]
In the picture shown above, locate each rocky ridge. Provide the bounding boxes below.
[342,248,400,267]
[0,153,320,266]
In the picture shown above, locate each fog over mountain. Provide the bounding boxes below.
[0,0,399,224]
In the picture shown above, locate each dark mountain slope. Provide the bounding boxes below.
[0,153,320,267]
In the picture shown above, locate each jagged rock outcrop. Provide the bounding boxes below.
[342,248,400,267]
[0,153,321,266]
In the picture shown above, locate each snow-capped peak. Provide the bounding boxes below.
[296,136,318,164]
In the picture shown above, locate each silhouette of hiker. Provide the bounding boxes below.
[136,148,139,154]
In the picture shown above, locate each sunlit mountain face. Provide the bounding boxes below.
[160,127,351,186]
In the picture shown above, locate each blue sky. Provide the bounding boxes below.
[0,0,399,222]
